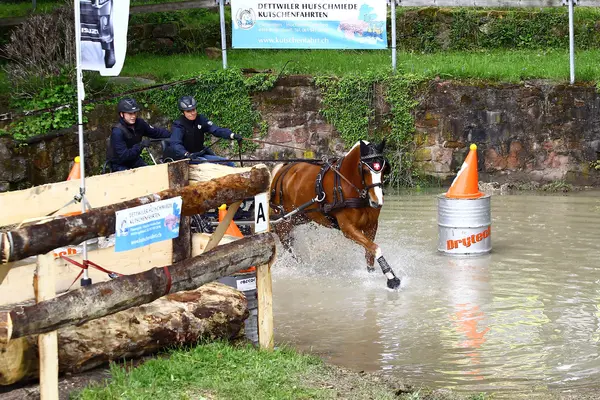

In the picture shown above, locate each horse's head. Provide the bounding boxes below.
[358,139,389,209]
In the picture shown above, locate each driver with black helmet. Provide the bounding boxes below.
[167,95,242,167]
[106,97,171,171]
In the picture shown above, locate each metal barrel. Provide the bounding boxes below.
[437,194,492,255]
[217,270,258,345]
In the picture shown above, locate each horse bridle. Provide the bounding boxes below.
[322,152,387,202]
[358,153,387,199]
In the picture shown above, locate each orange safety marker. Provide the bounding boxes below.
[445,144,484,199]
[218,204,255,273]
[67,156,81,181]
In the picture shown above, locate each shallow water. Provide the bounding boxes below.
[271,189,600,398]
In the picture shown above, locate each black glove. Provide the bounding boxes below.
[230,133,243,143]
[190,152,205,160]
[140,139,151,149]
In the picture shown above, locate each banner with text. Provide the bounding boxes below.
[115,197,182,252]
[231,0,387,49]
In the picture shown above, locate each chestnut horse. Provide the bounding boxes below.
[270,140,401,290]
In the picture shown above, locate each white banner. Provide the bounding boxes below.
[79,0,130,76]
[231,0,387,49]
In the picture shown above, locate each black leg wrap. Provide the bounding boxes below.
[377,256,393,275]
[377,256,401,290]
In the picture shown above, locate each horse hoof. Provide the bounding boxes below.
[367,267,375,273]
[387,277,401,290]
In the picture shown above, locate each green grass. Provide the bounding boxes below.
[72,341,406,400]
[0,0,188,18]
[120,49,600,83]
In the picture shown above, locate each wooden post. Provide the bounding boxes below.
[254,192,274,350]
[168,161,191,263]
[35,252,58,399]
[202,202,242,253]
[0,264,9,286]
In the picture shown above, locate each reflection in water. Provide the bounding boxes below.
[272,190,600,397]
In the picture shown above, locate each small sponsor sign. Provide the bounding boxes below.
[115,197,182,252]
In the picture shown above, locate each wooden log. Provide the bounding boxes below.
[0,232,276,344]
[0,164,270,264]
[0,282,248,386]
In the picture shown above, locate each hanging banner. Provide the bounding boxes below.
[231,0,387,49]
[115,197,183,252]
[79,0,130,76]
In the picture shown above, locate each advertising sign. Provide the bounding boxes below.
[115,197,182,252]
[79,0,131,76]
[231,0,387,49]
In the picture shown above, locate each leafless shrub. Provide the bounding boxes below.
[3,0,75,93]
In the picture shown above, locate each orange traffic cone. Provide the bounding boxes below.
[67,156,81,181]
[218,204,255,273]
[445,144,484,199]
[218,204,244,237]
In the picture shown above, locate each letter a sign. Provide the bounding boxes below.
[254,192,269,233]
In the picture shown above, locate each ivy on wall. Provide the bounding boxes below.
[315,72,424,187]
[138,69,275,153]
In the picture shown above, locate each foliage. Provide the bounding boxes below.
[138,69,272,154]
[128,8,230,55]
[315,71,425,187]
[395,7,600,53]
[540,180,574,192]
[591,160,600,171]
[1,81,93,141]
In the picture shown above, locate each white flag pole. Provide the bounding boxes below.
[391,0,397,72]
[219,0,228,69]
[568,0,576,84]
[73,0,91,286]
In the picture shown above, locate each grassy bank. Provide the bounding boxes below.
[121,49,600,83]
[73,341,485,400]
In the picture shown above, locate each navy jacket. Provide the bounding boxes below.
[170,114,232,160]
[108,117,171,169]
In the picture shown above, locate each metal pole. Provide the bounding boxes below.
[391,0,397,72]
[219,0,228,69]
[73,0,91,286]
[32,0,36,12]
[568,0,575,84]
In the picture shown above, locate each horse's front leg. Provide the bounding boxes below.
[272,217,299,261]
[337,217,401,290]
[364,221,378,273]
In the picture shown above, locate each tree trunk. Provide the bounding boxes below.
[0,233,276,344]
[0,282,248,386]
[0,164,270,264]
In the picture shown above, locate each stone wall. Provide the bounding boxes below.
[413,80,600,185]
[1,76,599,190]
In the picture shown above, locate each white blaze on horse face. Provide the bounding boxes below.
[370,170,384,206]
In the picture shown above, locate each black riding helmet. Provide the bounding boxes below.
[117,98,141,113]
[178,96,197,112]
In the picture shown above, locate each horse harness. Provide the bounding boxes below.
[270,154,386,224]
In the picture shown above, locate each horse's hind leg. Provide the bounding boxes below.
[337,216,401,290]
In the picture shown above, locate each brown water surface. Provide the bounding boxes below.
[272,190,600,397]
